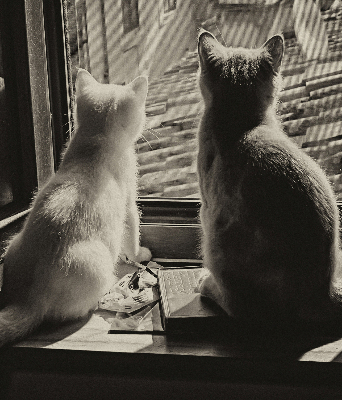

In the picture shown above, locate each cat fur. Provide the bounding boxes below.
[0,69,151,346]
[197,30,342,329]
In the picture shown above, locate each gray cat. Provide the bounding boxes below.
[197,30,342,329]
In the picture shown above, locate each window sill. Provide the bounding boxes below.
[1,285,342,398]
[1,202,342,396]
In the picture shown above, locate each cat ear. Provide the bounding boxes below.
[76,69,99,94]
[198,29,222,73]
[262,35,284,73]
[129,76,148,103]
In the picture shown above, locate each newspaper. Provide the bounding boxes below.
[98,261,163,332]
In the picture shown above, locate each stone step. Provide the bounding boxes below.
[281,64,307,77]
[163,182,200,197]
[167,92,201,108]
[303,60,342,83]
[279,86,308,103]
[306,73,342,94]
[303,136,342,159]
[137,139,197,166]
[150,73,186,87]
[170,118,200,130]
[146,93,169,106]
[296,92,342,117]
[146,103,202,131]
[139,124,182,143]
[158,116,200,130]
[138,165,197,195]
[290,135,306,148]
[281,112,297,122]
[319,107,342,123]
[329,42,342,52]
[136,128,196,153]
[303,121,342,146]
[283,116,320,136]
[282,53,305,69]
[279,97,310,115]
[318,151,342,175]
[185,191,200,198]
[309,82,342,99]
[145,103,167,116]
[150,73,197,92]
[329,174,342,201]
[139,151,196,175]
[283,74,304,91]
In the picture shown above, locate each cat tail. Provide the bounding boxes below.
[0,304,40,347]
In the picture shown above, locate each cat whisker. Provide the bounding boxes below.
[215,23,228,47]
[140,133,153,151]
[64,128,75,138]
[145,127,160,140]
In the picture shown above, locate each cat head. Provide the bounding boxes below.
[197,29,283,113]
[75,69,148,145]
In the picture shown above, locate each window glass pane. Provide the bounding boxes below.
[0,31,14,206]
[67,0,342,200]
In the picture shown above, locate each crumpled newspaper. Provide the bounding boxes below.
[98,262,160,314]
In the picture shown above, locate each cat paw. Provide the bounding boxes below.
[128,246,152,263]
[194,268,211,293]
[122,246,152,264]
[137,246,152,262]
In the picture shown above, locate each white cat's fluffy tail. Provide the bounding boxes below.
[0,305,39,347]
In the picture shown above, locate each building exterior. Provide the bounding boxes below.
[75,0,198,84]
[72,0,342,199]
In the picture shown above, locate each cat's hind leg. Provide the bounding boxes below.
[197,269,232,316]
[46,240,117,321]
[198,269,221,301]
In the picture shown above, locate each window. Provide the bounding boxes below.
[67,0,342,201]
[122,0,139,34]
[1,1,342,392]
[164,0,176,12]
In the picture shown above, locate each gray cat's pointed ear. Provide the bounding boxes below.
[76,69,98,94]
[129,76,148,103]
[263,35,284,73]
[198,29,221,73]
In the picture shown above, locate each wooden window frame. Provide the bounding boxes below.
[0,0,71,221]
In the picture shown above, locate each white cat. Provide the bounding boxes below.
[0,69,151,346]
